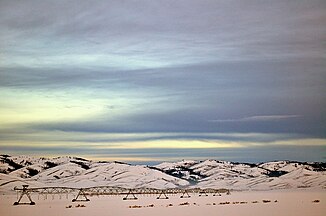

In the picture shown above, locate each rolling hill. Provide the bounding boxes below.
[1,155,325,192]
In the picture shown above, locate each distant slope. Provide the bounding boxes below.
[154,159,326,190]
[1,155,325,191]
[0,155,189,189]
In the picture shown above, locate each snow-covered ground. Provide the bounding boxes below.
[1,190,325,216]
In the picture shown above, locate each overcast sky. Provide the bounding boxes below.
[0,0,325,163]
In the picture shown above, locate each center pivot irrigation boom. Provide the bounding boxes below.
[13,185,230,205]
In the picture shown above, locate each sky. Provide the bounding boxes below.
[0,0,325,164]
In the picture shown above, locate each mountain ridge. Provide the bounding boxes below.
[1,155,325,191]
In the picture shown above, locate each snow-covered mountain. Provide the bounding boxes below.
[0,155,188,191]
[155,159,326,190]
[1,155,325,191]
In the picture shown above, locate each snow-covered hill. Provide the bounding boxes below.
[0,155,188,191]
[155,159,326,190]
[0,155,325,191]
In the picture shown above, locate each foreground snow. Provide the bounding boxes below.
[0,190,325,216]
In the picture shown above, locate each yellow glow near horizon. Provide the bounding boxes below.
[0,91,105,125]
[110,139,245,149]
[0,86,172,127]
[0,87,148,126]
[0,130,325,149]
[0,140,241,148]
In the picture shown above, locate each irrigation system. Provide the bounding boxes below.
[13,185,230,205]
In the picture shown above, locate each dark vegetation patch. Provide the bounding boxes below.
[70,160,90,170]
[98,161,109,163]
[305,162,326,172]
[114,161,129,165]
[75,204,86,208]
[0,155,10,158]
[0,157,23,172]
[283,161,326,172]
[22,160,32,166]
[129,205,142,208]
[166,167,207,184]
[150,166,207,184]
[26,167,39,176]
[73,157,89,162]
[44,161,58,169]
[219,202,230,205]
[232,162,257,168]
[264,170,289,177]
[179,202,190,206]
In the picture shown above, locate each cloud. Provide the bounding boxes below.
[1,144,325,164]
[0,0,325,160]
[1,0,326,70]
[209,115,302,123]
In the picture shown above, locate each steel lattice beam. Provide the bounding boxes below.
[13,185,230,205]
